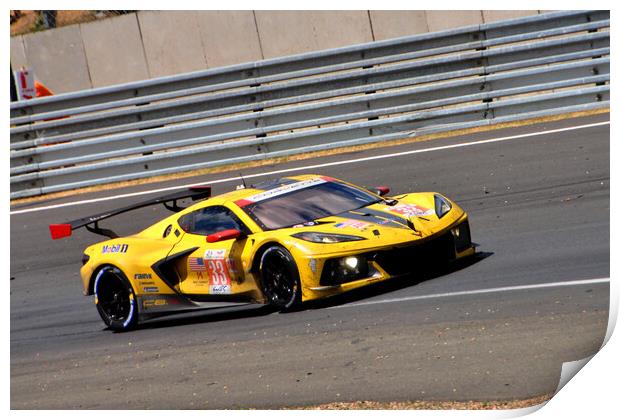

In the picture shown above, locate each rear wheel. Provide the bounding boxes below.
[259,246,301,311]
[94,266,138,332]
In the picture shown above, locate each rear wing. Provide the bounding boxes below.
[49,186,211,240]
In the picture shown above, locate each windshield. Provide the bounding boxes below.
[241,180,380,230]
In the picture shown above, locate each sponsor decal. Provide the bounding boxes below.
[235,177,327,206]
[180,249,231,295]
[387,204,434,217]
[202,249,232,294]
[204,249,226,259]
[102,244,128,254]
[142,298,167,308]
[207,259,232,294]
[134,273,152,280]
[143,286,159,293]
[334,220,371,230]
[210,284,231,294]
[185,250,235,292]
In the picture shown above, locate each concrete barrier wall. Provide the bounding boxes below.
[18,24,92,93]
[10,36,28,70]
[254,10,373,58]
[425,10,484,32]
[194,11,263,68]
[368,11,429,40]
[482,10,540,23]
[138,11,209,78]
[11,10,545,94]
[80,13,149,88]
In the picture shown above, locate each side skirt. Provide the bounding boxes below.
[137,294,260,321]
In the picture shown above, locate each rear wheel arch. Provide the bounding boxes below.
[88,263,131,295]
[92,264,139,331]
[88,265,105,295]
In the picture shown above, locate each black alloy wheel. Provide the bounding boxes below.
[94,266,138,332]
[259,246,301,310]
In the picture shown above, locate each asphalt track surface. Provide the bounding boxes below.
[10,114,610,409]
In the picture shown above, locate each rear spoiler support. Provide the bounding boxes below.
[85,221,119,239]
[49,186,211,240]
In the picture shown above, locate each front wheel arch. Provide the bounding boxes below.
[250,241,286,278]
[257,244,301,310]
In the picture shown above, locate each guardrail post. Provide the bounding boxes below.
[10,149,44,195]
[475,25,495,122]
[361,49,377,139]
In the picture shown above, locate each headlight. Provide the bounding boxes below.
[434,194,452,219]
[291,232,365,243]
[320,255,369,285]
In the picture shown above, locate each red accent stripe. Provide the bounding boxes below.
[234,199,253,208]
[321,175,336,182]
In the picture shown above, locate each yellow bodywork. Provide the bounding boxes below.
[79,174,474,316]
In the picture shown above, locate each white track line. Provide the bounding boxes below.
[333,277,610,309]
[10,120,609,216]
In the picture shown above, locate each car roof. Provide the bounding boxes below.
[188,174,328,210]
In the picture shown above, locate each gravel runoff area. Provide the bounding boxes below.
[293,394,552,410]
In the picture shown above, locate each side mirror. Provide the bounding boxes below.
[206,229,244,243]
[373,186,390,196]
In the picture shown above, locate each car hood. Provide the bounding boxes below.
[283,192,466,255]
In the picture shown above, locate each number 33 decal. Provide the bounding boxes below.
[206,259,231,285]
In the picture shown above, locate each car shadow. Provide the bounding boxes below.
[124,304,276,332]
[121,251,493,332]
[298,251,494,311]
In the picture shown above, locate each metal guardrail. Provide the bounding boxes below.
[10,10,610,199]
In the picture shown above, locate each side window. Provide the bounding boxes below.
[178,206,248,236]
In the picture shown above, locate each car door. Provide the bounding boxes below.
[172,205,251,297]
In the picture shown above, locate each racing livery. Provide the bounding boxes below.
[50,174,474,331]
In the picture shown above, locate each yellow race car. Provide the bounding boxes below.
[50,174,474,331]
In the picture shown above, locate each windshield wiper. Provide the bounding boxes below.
[354,197,398,210]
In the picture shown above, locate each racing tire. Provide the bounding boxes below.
[259,246,301,311]
[94,266,139,332]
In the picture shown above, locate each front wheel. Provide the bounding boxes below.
[259,246,301,311]
[94,266,139,332]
